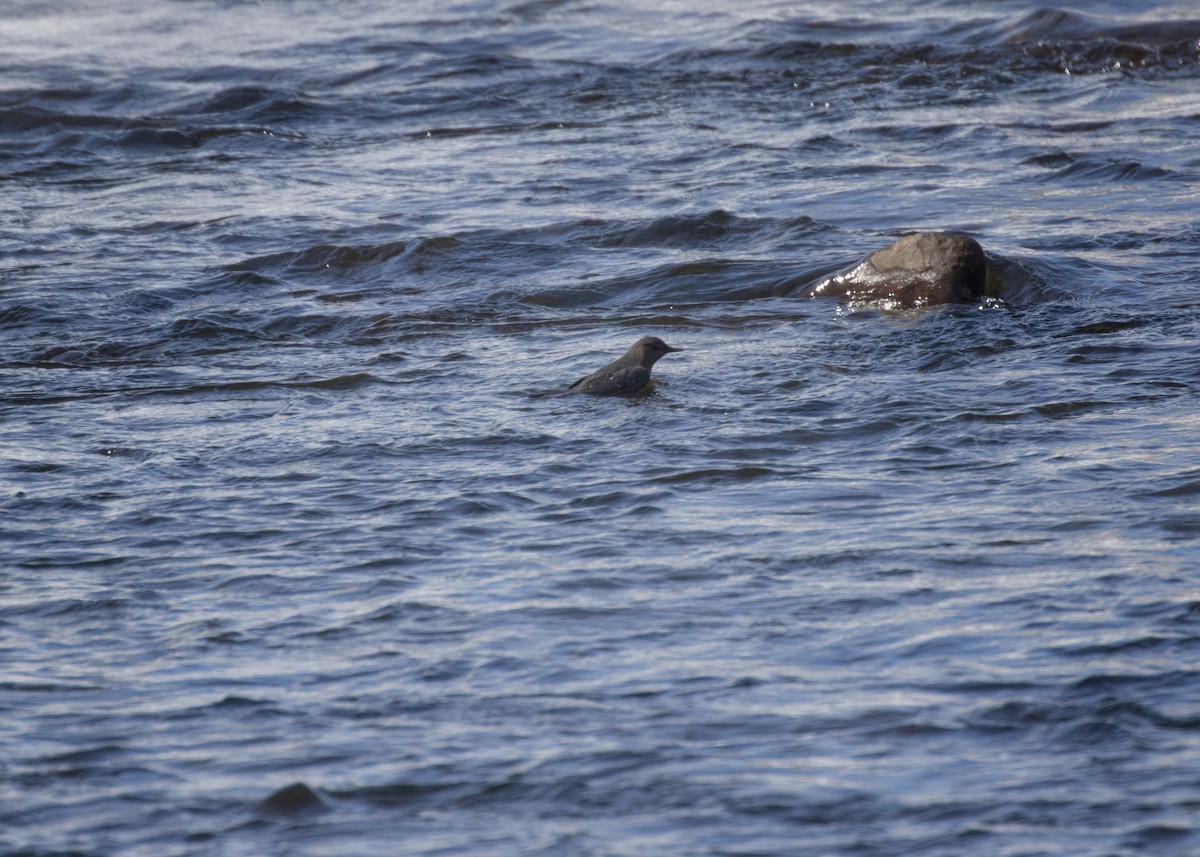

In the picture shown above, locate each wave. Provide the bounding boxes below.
[1022,152,1176,184]
[229,236,458,277]
[730,7,1200,79]
[971,8,1200,49]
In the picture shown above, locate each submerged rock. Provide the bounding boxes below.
[255,781,329,817]
[803,232,988,307]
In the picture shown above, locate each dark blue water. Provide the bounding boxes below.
[3,1,1200,855]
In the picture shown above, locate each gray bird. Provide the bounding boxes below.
[567,336,684,395]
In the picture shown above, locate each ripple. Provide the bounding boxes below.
[5,2,1200,856]
[1030,153,1175,184]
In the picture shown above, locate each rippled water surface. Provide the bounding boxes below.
[3,1,1200,854]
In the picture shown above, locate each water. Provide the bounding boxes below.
[3,1,1200,854]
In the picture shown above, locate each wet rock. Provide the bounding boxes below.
[255,781,329,817]
[803,232,988,307]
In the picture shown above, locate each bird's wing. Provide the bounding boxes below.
[567,365,650,394]
[604,366,650,394]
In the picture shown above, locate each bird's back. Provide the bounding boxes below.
[568,363,650,394]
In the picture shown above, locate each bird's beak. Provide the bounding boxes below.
[666,345,684,353]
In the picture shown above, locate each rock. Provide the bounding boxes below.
[802,232,988,307]
[254,781,329,817]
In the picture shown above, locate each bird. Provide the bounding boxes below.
[567,336,683,395]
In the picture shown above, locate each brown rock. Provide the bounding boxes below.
[803,232,987,307]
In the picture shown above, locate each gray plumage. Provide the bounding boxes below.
[567,336,683,395]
